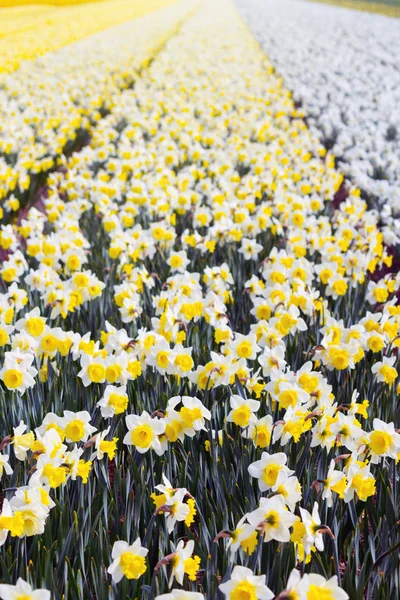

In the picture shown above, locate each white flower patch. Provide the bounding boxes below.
[235,0,400,241]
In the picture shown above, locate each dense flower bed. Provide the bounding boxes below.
[0,0,193,213]
[0,0,399,598]
[0,0,176,74]
[235,0,400,245]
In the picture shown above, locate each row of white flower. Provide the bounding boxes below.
[235,0,400,243]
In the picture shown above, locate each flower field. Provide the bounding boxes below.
[236,0,400,246]
[0,0,399,599]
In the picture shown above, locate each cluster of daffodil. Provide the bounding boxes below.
[0,0,196,210]
[0,0,399,597]
[0,407,120,547]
